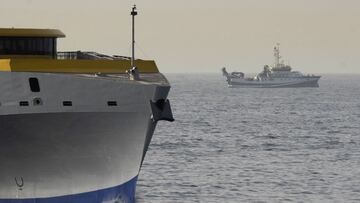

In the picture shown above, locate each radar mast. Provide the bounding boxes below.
[274,43,281,68]
[131,5,137,68]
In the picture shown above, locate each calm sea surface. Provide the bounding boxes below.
[137,74,360,203]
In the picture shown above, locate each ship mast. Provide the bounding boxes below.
[274,43,281,68]
[131,5,137,68]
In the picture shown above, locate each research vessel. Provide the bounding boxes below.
[0,6,173,203]
[222,44,321,88]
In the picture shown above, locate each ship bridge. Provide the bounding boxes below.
[0,28,65,58]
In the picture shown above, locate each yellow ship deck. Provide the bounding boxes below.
[0,58,159,74]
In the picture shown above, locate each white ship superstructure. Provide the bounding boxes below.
[0,6,173,203]
[222,44,321,88]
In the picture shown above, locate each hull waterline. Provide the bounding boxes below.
[227,77,320,88]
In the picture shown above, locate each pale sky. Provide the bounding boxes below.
[1,0,359,73]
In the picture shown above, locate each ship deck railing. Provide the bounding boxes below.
[57,51,131,61]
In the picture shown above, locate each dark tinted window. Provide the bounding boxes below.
[0,37,55,56]
[19,101,29,106]
[107,101,117,106]
[29,78,40,92]
[63,101,72,106]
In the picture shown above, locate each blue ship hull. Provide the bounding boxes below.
[0,176,137,203]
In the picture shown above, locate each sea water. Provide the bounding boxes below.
[137,74,360,203]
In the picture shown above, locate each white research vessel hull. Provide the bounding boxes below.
[0,72,172,203]
[226,76,320,88]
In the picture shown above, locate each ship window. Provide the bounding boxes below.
[0,37,56,56]
[29,77,40,92]
[19,101,29,106]
[107,101,117,106]
[63,101,72,106]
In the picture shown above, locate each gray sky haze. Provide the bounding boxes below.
[1,0,359,73]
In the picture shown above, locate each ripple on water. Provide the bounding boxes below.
[137,74,360,203]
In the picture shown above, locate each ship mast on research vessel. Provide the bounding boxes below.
[273,43,281,68]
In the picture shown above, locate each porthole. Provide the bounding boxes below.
[33,98,43,106]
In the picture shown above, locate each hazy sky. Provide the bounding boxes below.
[1,0,359,73]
